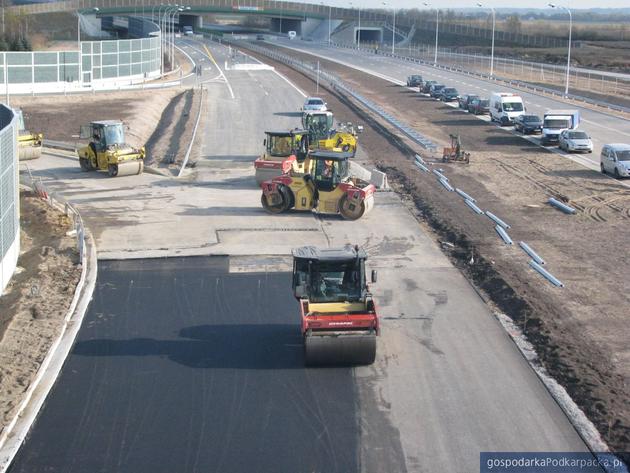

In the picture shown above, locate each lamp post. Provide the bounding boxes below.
[549,3,572,96]
[157,4,169,75]
[382,2,395,54]
[476,3,495,77]
[328,4,332,45]
[423,2,439,66]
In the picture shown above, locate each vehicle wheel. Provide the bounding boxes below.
[281,185,295,210]
[614,167,620,178]
[339,194,367,220]
[108,164,118,177]
[261,185,291,214]
[80,158,90,172]
[600,163,606,174]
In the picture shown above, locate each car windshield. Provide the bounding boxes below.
[467,95,479,101]
[307,99,323,106]
[544,119,569,128]
[444,88,457,94]
[503,102,523,112]
[568,131,588,139]
[309,260,363,303]
[434,85,445,90]
[479,100,489,106]
[523,116,540,122]
[411,75,421,80]
[103,125,124,146]
[617,150,630,162]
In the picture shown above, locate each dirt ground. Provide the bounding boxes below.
[0,191,81,432]
[244,44,630,459]
[13,85,202,172]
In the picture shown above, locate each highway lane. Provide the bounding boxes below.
[9,258,371,473]
[271,39,630,169]
[10,39,592,472]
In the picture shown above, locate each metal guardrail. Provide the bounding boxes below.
[330,42,630,116]
[232,40,438,152]
[20,166,86,264]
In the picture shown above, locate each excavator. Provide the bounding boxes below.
[292,244,379,366]
[260,150,375,220]
[14,109,43,161]
[254,129,309,185]
[77,121,145,177]
[302,110,359,156]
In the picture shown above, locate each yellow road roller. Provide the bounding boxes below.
[77,121,145,177]
[15,109,43,161]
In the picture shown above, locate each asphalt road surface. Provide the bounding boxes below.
[9,257,381,473]
[10,38,592,472]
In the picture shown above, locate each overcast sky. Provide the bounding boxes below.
[315,0,629,9]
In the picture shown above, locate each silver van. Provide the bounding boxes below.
[600,143,630,178]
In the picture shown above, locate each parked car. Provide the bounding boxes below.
[600,143,630,177]
[429,84,445,98]
[439,87,459,102]
[458,94,479,110]
[256,34,265,40]
[302,97,327,112]
[422,80,437,94]
[406,75,423,87]
[468,98,490,115]
[559,130,593,153]
[514,114,543,134]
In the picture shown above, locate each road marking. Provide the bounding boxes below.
[201,43,235,99]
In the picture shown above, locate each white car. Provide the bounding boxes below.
[601,143,630,178]
[302,97,327,112]
[559,130,593,153]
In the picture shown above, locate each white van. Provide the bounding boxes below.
[489,92,525,125]
[288,31,297,40]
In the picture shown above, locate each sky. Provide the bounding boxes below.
[314,0,630,10]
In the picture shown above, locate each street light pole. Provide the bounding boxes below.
[329,4,332,45]
[477,3,495,77]
[423,2,439,66]
[549,3,572,96]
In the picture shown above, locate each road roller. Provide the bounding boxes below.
[302,110,359,156]
[77,121,145,177]
[261,150,375,220]
[254,129,310,185]
[292,244,379,366]
[14,109,43,161]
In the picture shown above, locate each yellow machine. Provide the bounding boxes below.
[261,150,375,220]
[14,109,43,161]
[77,121,145,177]
[254,129,309,185]
[302,111,359,156]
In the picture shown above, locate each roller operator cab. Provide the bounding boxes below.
[261,150,375,220]
[490,92,525,125]
[77,121,145,177]
[254,130,310,185]
[292,245,379,366]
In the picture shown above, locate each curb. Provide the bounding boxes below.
[0,194,98,473]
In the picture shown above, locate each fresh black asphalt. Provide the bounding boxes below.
[9,257,363,473]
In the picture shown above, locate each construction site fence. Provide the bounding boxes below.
[0,106,19,294]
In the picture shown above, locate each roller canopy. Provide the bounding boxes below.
[292,244,367,262]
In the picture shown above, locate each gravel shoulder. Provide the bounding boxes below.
[243,43,630,459]
[0,191,81,432]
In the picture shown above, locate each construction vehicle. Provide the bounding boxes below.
[302,110,359,156]
[292,244,379,366]
[442,134,470,164]
[254,129,309,185]
[77,121,145,177]
[261,150,375,220]
[14,109,43,161]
